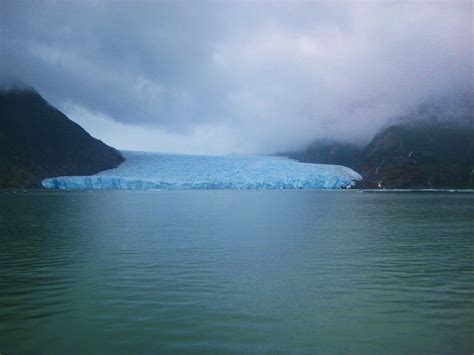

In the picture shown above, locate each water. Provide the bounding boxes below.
[1,190,473,353]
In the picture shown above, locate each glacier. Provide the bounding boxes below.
[42,151,362,190]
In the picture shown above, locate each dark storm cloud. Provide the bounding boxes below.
[1,1,472,153]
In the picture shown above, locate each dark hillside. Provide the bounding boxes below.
[291,122,474,189]
[356,123,474,188]
[0,88,124,188]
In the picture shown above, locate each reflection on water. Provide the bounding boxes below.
[1,190,473,353]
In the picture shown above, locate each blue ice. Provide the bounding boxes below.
[42,151,362,190]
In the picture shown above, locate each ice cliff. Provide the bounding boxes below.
[42,151,362,190]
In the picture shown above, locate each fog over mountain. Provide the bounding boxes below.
[1,1,472,154]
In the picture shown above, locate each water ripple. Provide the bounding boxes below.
[1,190,473,353]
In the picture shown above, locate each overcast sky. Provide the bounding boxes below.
[1,0,472,154]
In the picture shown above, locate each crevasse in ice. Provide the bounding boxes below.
[42,151,362,190]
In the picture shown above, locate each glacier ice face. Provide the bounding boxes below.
[42,151,362,190]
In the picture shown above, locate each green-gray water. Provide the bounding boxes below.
[1,190,473,353]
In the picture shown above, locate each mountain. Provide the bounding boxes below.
[290,122,474,189]
[290,141,362,169]
[0,87,124,188]
[356,123,474,188]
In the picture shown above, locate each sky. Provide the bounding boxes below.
[1,0,472,154]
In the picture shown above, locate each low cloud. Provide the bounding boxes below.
[1,1,472,153]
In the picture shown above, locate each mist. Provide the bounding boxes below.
[1,1,472,154]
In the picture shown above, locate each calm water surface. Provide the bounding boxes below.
[1,190,473,353]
